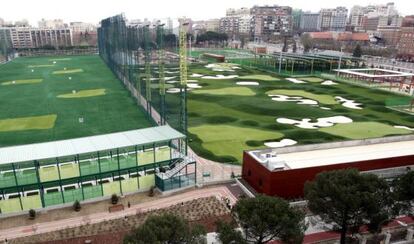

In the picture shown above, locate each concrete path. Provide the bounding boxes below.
[0,186,238,241]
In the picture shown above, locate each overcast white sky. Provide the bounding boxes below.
[1,0,413,25]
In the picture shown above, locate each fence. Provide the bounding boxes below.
[17,47,98,57]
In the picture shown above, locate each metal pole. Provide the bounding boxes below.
[337,47,343,75]
[278,52,282,74]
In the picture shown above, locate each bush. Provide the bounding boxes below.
[29,209,36,220]
[111,194,119,205]
[73,200,81,212]
[148,186,156,197]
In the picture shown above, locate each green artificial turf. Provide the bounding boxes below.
[192,87,256,96]
[319,122,412,139]
[189,124,284,162]
[185,63,414,163]
[239,74,280,81]
[266,89,338,105]
[57,88,106,98]
[0,55,152,147]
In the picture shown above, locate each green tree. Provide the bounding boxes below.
[300,33,313,53]
[232,195,306,244]
[216,220,247,244]
[123,213,206,244]
[305,169,395,244]
[353,44,362,57]
[282,36,288,53]
[393,170,414,216]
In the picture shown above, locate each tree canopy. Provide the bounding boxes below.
[196,31,228,44]
[232,195,306,244]
[353,44,362,58]
[305,169,395,244]
[123,213,206,244]
[393,170,414,216]
[216,220,247,244]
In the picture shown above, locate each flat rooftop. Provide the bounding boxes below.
[334,68,414,78]
[0,125,184,165]
[249,139,414,171]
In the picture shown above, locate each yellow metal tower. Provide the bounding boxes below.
[179,20,189,155]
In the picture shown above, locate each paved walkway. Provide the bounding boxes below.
[0,185,238,241]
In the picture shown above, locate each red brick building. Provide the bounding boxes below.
[242,138,414,199]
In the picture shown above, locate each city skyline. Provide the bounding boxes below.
[1,0,413,25]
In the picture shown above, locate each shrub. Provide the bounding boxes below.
[73,200,81,212]
[111,194,119,205]
[148,186,156,197]
[29,209,36,220]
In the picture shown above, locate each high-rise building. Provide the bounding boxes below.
[251,5,293,41]
[350,3,399,31]
[226,7,250,17]
[319,7,348,32]
[205,19,220,32]
[166,18,173,34]
[397,16,414,59]
[38,19,66,29]
[0,18,4,27]
[14,19,30,27]
[300,12,320,32]
[219,16,239,39]
[291,9,302,32]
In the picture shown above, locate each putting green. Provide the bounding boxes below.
[189,125,284,161]
[0,114,57,132]
[28,65,54,68]
[53,69,83,74]
[239,75,280,81]
[192,87,256,96]
[266,89,338,105]
[57,89,106,98]
[301,77,324,83]
[1,79,43,86]
[320,122,412,139]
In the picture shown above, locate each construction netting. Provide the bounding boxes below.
[98,14,186,137]
[0,28,14,63]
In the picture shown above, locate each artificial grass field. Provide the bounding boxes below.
[185,63,414,163]
[0,55,152,147]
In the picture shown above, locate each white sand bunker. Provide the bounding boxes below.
[265,139,297,148]
[205,63,241,72]
[187,80,198,83]
[269,94,318,105]
[277,116,353,129]
[236,81,259,86]
[394,125,414,131]
[166,88,180,94]
[191,73,204,78]
[335,96,363,110]
[166,80,178,84]
[202,75,239,79]
[187,83,202,88]
[286,78,306,84]
[165,76,176,81]
[321,80,337,85]
[320,107,332,110]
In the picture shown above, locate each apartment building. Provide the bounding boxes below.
[319,7,348,32]
[251,5,293,41]
[300,12,320,32]
[2,27,73,49]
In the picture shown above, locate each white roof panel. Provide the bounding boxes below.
[278,140,414,170]
[0,125,184,165]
